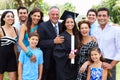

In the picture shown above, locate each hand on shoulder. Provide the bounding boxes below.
[91,36,97,42]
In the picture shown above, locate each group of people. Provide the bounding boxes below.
[0,5,120,80]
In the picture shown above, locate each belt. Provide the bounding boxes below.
[105,58,113,63]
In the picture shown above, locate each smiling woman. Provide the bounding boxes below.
[0,10,18,80]
[53,10,79,80]
[18,7,43,60]
[76,20,98,80]
[0,9,18,26]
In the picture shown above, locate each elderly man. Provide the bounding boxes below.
[37,6,64,80]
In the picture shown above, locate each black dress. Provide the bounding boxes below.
[0,27,17,74]
[76,41,98,80]
[53,31,78,80]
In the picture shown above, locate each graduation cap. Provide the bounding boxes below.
[60,10,79,20]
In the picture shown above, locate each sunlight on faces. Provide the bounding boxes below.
[97,11,110,26]
[80,23,90,37]
[48,8,60,24]
[87,12,97,24]
[3,12,14,25]
[65,18,74,30]
[18,9,28,22]
[28,36,39,49]
[90,51,101,62]
[31,12,41,25]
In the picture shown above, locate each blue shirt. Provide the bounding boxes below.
[18,47,43,80]
[90,21,99,36]
[93,23,120,61]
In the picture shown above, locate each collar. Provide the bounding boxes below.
[51,22,58,27]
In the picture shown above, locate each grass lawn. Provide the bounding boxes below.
[116,62,120,80]
[3,62,120,80]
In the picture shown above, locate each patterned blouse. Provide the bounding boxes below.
[76,41,98,80]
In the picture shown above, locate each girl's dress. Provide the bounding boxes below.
[90,67,102,80]
[76,41,97,80]
[0,27,17,73]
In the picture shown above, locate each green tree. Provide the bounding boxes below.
[14,0,43,8]
[0,0,50,16]
[60,2,76,15]
[0,0,43,9]
[37,2,50,16]
[0,0,15,9]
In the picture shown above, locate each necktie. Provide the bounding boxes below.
[54,25,58,35]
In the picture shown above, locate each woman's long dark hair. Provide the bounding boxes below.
[26,7,43,33]
[60,17,80,49]
[1,11,14,26]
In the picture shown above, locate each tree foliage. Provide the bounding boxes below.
[0,0,50,15]
[14,0,43,8]
[0,0,76,19]
[59,2,76,16]
[0,0,16,9]
[0,0,43,9]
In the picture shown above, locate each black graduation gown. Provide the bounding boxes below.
[53,31,78,80]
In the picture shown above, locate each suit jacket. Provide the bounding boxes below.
[37,20,61,69]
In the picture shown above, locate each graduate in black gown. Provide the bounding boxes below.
[53,10,79,80]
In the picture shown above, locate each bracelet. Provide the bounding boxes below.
[26,50,33,57]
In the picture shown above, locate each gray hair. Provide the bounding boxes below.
[48,6,60,14]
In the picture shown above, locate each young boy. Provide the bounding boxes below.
[18,32,43,80]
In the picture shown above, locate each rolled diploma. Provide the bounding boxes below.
[71,35,75,64]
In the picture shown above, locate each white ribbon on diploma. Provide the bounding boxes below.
[71,35,75,64]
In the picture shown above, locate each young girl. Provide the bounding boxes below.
[86,47,107,80]
[18,32,43,80]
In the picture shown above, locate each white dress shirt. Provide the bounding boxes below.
[93,23,120,61]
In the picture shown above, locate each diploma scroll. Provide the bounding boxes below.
[71,35,75,64]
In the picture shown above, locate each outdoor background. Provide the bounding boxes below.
[0,0,120,80]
